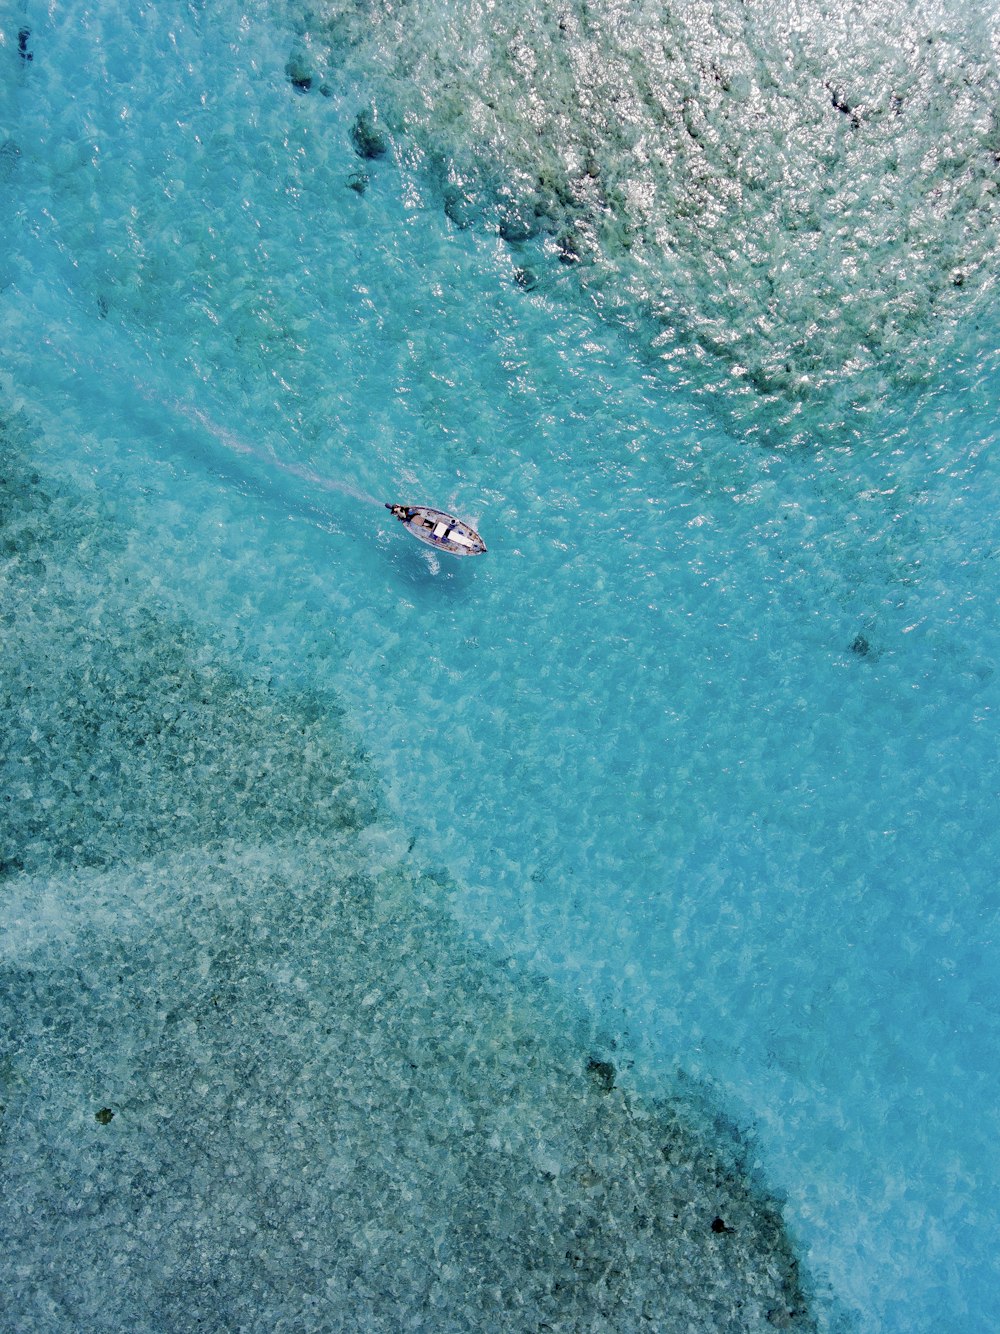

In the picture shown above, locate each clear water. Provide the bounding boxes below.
[2,1,999,1330]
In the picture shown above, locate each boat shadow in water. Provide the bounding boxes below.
[383,536,488,601]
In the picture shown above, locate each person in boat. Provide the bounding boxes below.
[390,504,440,534]
[385,501,486,555]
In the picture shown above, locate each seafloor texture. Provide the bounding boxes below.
[2,2,999,1330]
[296,0,1000,442]
[0,414,820,1330]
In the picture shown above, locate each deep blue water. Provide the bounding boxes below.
[2,2,1000,1330]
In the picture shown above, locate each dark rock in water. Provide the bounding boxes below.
[442,184,473,230]
[346,171,369,196]
[586,1057,616,1092]
[18,28,33,61]
[767,1307,801,1329]
[95,1108,115,1125]
[513,266,539,291]
[828,84,862,128]
[850,633,870,657]
[711,1216,734,1233]
[557,233,581,265]
[498,207,540,244]
[285,49,314,93]
[350,109,389,160]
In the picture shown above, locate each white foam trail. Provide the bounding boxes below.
[177,403,384,507]
[280,460,386,507]
[41,320,387,516]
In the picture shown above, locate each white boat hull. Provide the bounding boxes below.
[386,504,487,557]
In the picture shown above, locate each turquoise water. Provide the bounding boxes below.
[2,1,999,1330]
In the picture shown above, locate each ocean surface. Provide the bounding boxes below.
[2,1,999,1330]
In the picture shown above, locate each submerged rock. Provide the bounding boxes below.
[498,210,540,244]
[586,1057,616,1092]
[285,48,314,93]
[349,108,389,160]
[442,183,474,229]
[308,0,1000,446]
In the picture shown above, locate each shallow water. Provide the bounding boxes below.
[2,2,999,1330]
[0,447,810,1329]
[302,0,1000,442]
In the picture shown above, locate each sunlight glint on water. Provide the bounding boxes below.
[2,2,999,1331]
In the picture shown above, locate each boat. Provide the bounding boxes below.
[385,503,487,557]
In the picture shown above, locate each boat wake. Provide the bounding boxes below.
[178,404,384,509]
